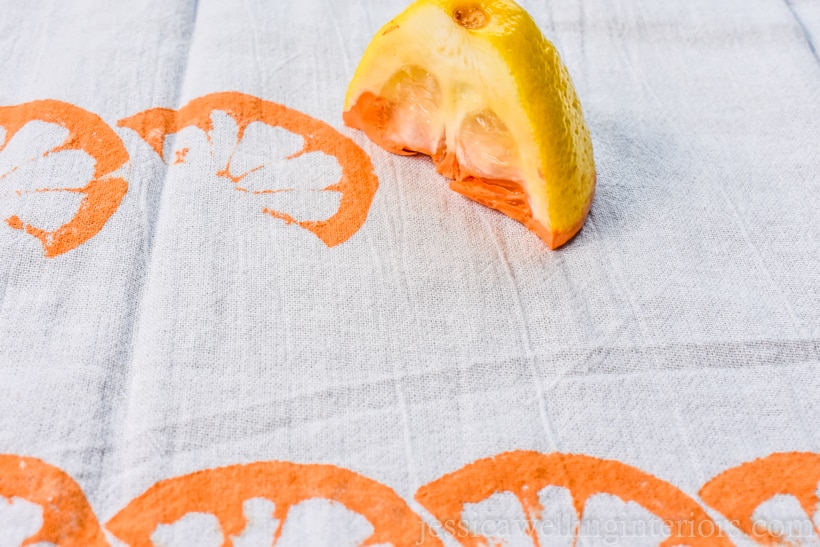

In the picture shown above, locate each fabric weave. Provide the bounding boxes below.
[0,0,818,544]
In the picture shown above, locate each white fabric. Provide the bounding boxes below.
[0,0,818,544]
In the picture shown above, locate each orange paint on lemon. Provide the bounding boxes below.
[119,91,378,247]
[0,455,107,546]
[0,100,129,257]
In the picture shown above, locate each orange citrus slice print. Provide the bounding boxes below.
[0,454,107,546]
[118,91,378,247]
[416,450,731,546]
[106,460,443,547]
[699,452,820,545]
[0,100,129,257]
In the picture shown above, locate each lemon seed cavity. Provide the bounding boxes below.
[453,5,488,29]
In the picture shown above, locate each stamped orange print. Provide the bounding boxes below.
[106,460,443,547]
[118,91,378,247]
[700,452,820,545]
[9,450,820,545]
[0,455,107,546]
[416,450,731,546]
[0,100,128,257]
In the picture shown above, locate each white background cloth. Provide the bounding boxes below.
[0,0,819,544]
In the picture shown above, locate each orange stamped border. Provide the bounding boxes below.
[700,452,820,545]
[417,450,731,547]
[106,460,443,547]
[5,450,820,546]
[0,455,107,546]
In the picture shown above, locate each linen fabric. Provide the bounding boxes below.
[0,0,818,545]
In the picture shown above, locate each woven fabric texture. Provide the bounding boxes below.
[0,0,818,545]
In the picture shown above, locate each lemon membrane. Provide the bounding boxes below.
[343,0,595,249]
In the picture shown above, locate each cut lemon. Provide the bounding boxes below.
[343,0,595,249]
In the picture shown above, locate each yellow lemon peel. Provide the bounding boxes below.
[344,0,595,248]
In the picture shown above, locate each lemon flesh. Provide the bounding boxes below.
[343,0,595,249]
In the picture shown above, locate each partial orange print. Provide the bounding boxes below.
[106,460,443,547]
[0,100,129,257]
[13,448,820,545]
[416,450,732,546]
[0,455,107,546]
[700,452,820,545]
[118,91,378,247]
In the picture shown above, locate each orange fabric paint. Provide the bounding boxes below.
[119,91,378,247]
[416,450,731,547]
[700,452,820,545]
[0,455,107,546]
[106,460,443,547]
[0,100,129,257]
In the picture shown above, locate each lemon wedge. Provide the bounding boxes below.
[343,0,595,249]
